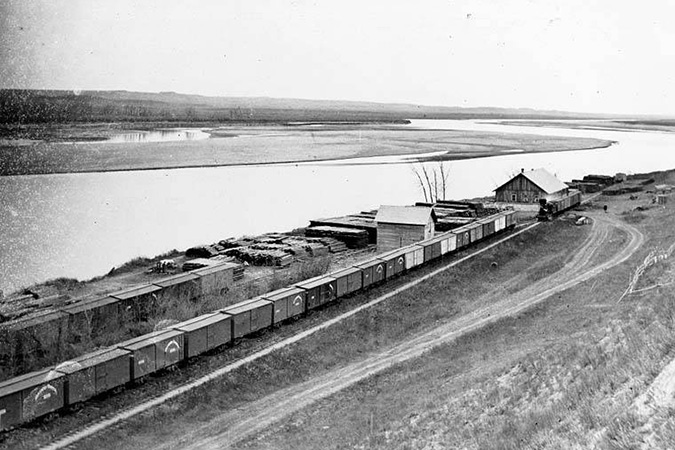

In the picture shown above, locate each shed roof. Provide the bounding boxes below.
[375,205,436,226]
[495,169,568,194]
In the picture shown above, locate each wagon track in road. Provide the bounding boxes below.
[167,212,643,450]
[41,222,539,450]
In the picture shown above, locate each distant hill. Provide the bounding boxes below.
[0,89,628,124]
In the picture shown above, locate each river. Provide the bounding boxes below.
[0,120,672,294]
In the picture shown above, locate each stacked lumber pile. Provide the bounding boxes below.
[185,245,221,258]
[305,226,369,248]
[224,247,292,266]
[182,258,217,271]
[304,242,329,257]
[315,237,348,253]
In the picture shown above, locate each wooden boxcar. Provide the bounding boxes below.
[262,287,307,324]
[62,296,121,336]
[117,329,184,380]
[152,272,201,305]
[220,298,274,339]
[325,267,363,298]
[110,284,162,322]
[55,347,130,404]
[470,221,483,242]
[480,217,495,238]
[422,236,443,263]
[453,226,471,250]
[0,368,65,430]
[355,258,386,288]
[377,248,407,278]
[190,263,236,301]
[172,313,232,358]
[8,311,69,363]
[404,244,425,269]
[295,276,338,310]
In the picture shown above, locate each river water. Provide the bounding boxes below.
[0,120,672,294]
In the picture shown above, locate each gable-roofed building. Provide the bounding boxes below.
[494,168,569,204]
[375,205,436,251]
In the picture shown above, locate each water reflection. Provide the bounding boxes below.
[107,129,210,143]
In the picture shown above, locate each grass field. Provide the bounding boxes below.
[0,124,612,176]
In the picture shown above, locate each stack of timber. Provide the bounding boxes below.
[313,237,348,253]
[603,181,648,196]
[224,247,292,266]
[568,180,604,194]
[182,258,219,271]
[309,213,377,243]
[305,226,369,248]
[233,265,245,281]
[304,242,329,257]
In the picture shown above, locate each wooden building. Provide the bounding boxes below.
[495,168,569,204]
[375,205,436,251]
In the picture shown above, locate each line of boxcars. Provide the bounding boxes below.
[0,211,516,432]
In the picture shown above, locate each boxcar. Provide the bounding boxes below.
[504,210,516,228]
[481,218,496,237]
[441,232,457,254]
[325,267,363,298]
[471,221,484,242]
[0,368,65,430]
[8,311,69,363]
[110,284,162,322]
[62,296,121,335]
[172,313,232,359]
[55,347,130,404]
[190,262,237,301]
[220,298,274,339]
[377,248,407,278]
[355,258,386,288]
[404,244,425,269]
[453,226,471,250]
[118,329,184,380]
[152,272,201,305]
[496,214,506,232]
[295,275,338,310]
[422,236,443,263]
[262,287,307,323]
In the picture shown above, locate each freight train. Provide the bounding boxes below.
[0,210,516,432]
[537,190,582,221]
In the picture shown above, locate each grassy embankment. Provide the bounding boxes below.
[0,257,331,382]
[0,212,600,449]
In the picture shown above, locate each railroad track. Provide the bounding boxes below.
[40,222,541,450]
[42,201,628,450]
[160,212,643,450]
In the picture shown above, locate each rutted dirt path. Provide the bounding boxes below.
[159,213,643,450]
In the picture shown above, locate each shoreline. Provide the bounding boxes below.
[0,140,616,178]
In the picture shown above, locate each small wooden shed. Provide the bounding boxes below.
[375,205,436,252]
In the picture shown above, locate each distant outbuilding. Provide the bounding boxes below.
[375,205,436,251]
[495,168,569,204]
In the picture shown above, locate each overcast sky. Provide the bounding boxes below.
[1,0,673,115]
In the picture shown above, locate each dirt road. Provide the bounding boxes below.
[157,212,643,450]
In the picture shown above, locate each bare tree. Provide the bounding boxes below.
[411,162,451,203]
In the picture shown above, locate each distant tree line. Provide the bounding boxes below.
[0,90,413,124]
